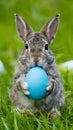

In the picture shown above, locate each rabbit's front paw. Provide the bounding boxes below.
[20,81,30,96]
[46,79,55,95]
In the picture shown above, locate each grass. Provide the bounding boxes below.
[0,0,73,129]
[0,69,73,130]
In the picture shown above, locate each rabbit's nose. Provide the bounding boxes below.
[31,53,40,65]
[34,57,39,65]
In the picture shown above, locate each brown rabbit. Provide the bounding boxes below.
[10,14,65,118]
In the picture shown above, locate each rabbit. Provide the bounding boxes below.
[9,14,65,118]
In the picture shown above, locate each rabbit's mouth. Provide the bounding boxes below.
[34,56,40,65]
[30,53,41,65]
[33,57,40,66]
[30,53,48,70]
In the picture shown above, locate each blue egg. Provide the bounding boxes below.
[25,66,48,100]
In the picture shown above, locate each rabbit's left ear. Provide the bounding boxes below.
[15,14,34,42]
[40,14,60,43]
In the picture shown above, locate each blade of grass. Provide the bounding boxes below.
[40,113,50,130]
[14,114,18,130]
[1,117,9,130]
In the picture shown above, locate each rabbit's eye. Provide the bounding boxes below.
[45,44,48,50]
[25,44,28,49]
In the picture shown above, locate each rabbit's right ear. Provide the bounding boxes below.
[15,14,34,42]
[40,14,60,44]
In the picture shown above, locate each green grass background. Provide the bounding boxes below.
[0,0,73,129]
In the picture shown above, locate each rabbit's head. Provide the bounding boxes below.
[15,14,60,66]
